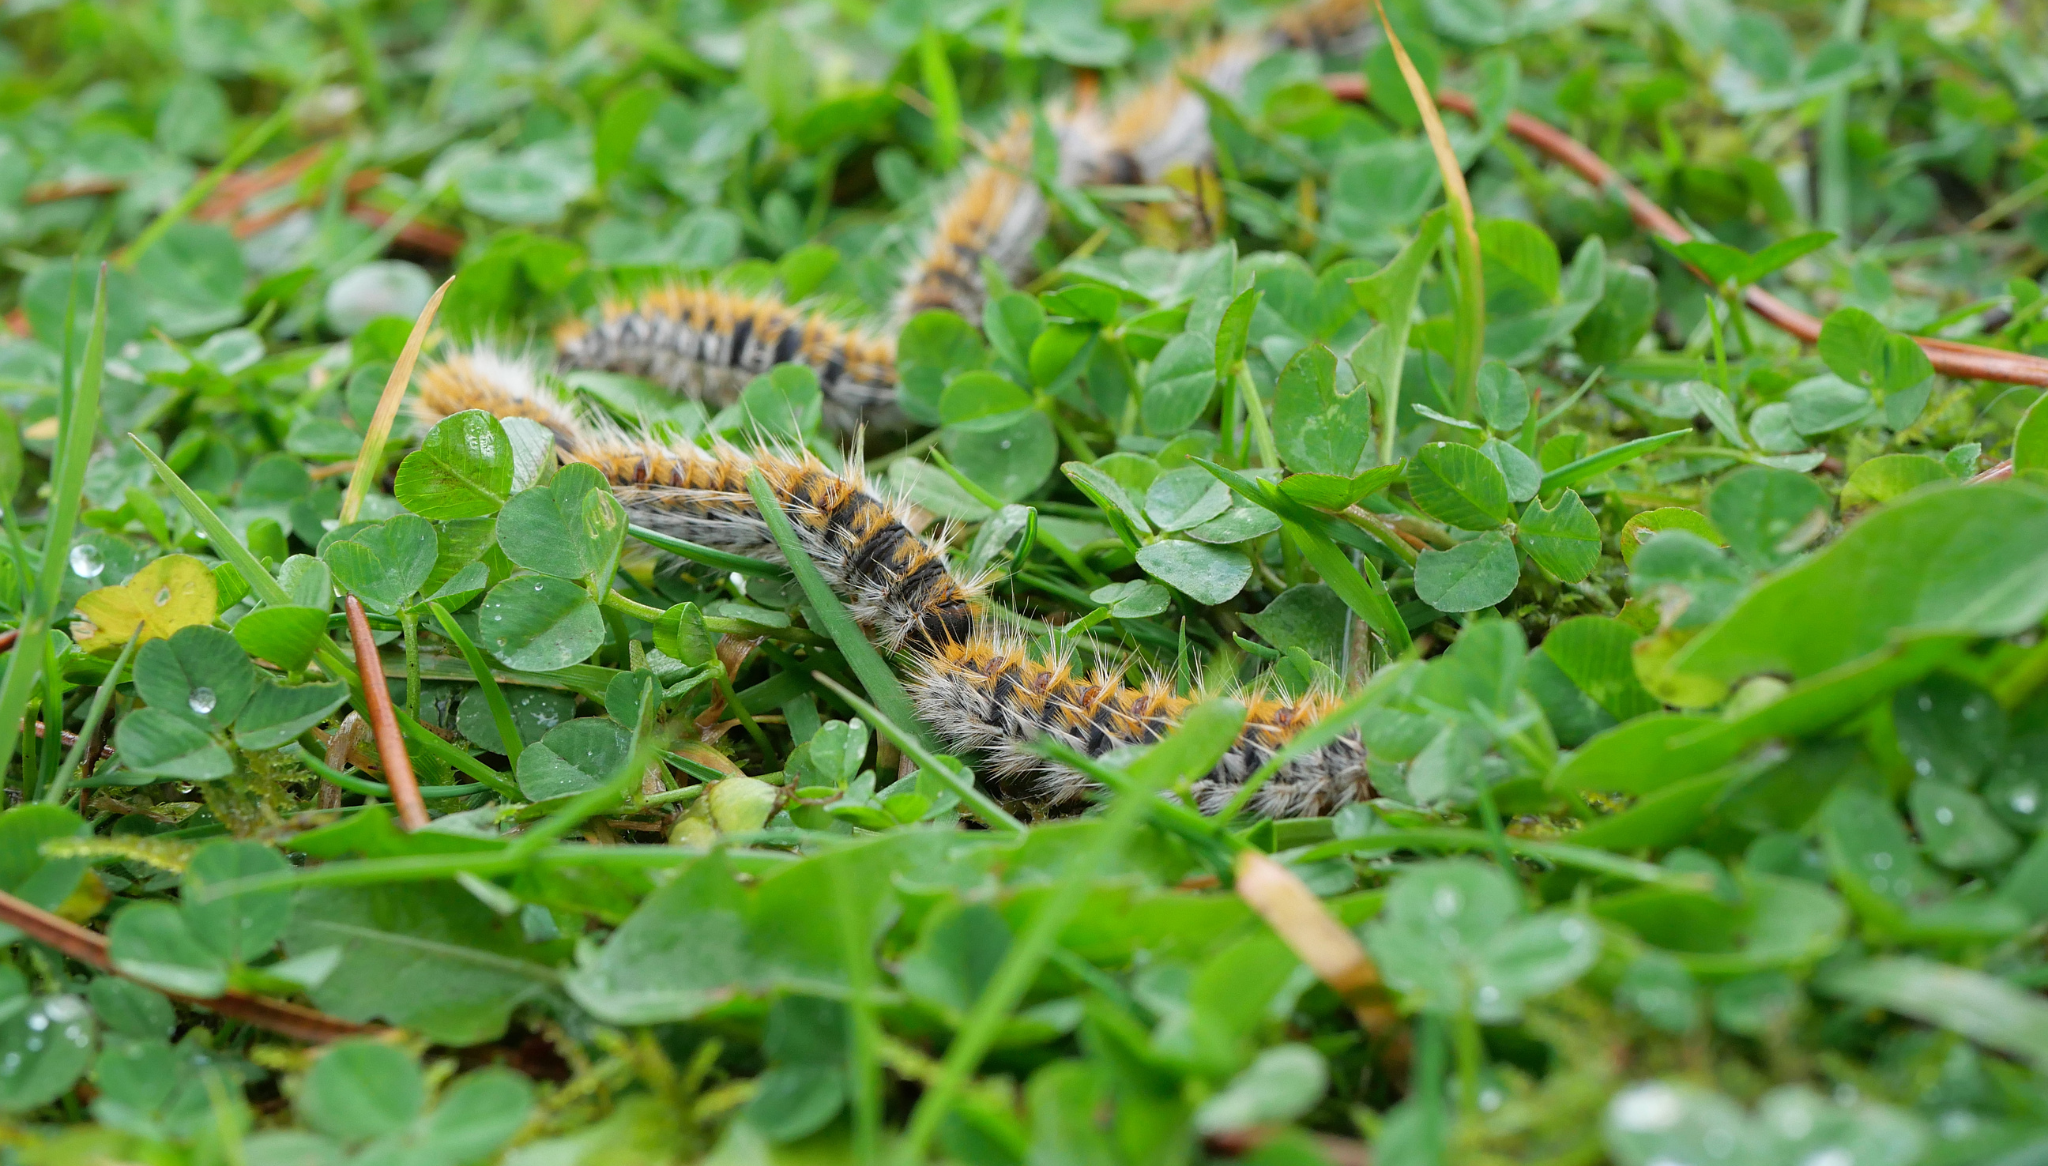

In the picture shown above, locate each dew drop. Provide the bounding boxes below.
[155,586,172,606]
[189,687,218,716]
[1431,886,1462,917]
[1914,758,1934,777]
[1918,694,1934,712]
[999,439,1012,450]
[1935,806,1954,826]
[1871,852,1893,870]
[69,544,104,578]
[2012,787,2039,815]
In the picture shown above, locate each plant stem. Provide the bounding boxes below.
[711,669,776,761]
[1454,1006,1483,1117]
[43,628,140,807]
[401,608,421,721]
[1236,366,1282,469]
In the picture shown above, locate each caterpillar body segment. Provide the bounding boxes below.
[417,349,1371,819]
[552,285,904,433]
[895,115,1049,327]
[911,635,1372,819]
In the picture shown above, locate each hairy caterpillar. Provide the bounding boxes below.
[916,635,1370,817]
[553,285,905,433]
[1060,0,1373,186]
[1060,35,1266,186]
[893,115,1048,327]
[417,351,1373,818]
[418,350,973,653]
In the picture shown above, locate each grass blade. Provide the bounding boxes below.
[113,97,301,269]
[132,435,295,607]
[1236,849,1395,1033]
[1371,0,1484,417]
[340,275,455,524]
[896,705,1242,1162]
[1191,459,1410,652]
[918,23,962,171]
[1539,428,1688,493]
[428,600,525,770]
[0,263,108,779]
[1282,519,1411,655]
[743,468,935,751]
[627,523,790,578]
[810,672,1024,835]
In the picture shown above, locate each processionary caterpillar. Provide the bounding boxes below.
[417,351,1373,818]
[548,0,1374,432]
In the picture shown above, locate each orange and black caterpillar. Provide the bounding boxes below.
[1060,0,1373,186]
[419,349,1372,818]
[1060,35,1266,187]
[553,285,904,433]
[894,114,1047,327]
[419,350,972,653]
[916,636,1370,817]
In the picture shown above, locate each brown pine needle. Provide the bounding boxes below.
[343,595,430,830]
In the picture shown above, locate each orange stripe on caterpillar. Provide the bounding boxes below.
[554,284,903,433]
[912,633,1372,819]
[895,114,1048,327]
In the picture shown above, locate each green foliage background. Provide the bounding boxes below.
[2,0,2048,1162]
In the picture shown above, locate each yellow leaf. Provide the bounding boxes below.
[71,554,219,654]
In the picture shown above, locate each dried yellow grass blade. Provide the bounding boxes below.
[339,274,456,524]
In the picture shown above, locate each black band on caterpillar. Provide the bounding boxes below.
[552,285,904,434]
